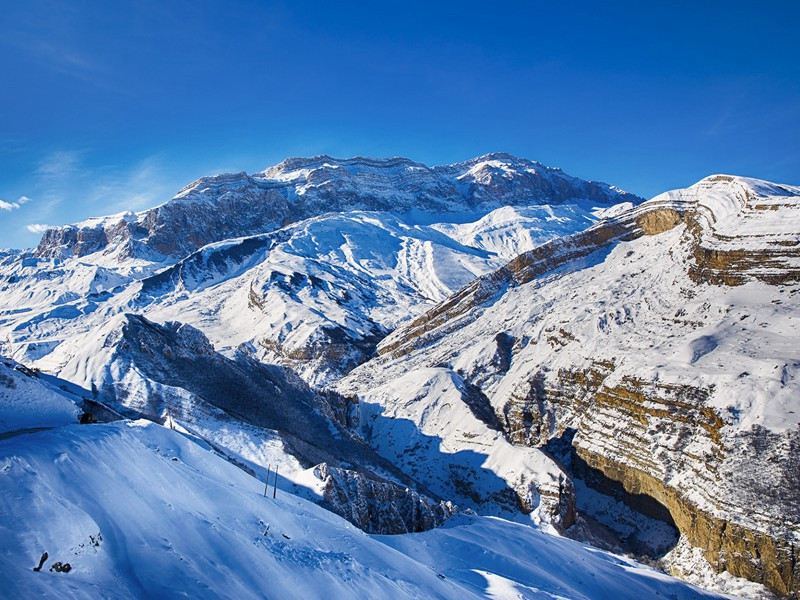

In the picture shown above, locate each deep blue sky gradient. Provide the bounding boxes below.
[1,0,799,247]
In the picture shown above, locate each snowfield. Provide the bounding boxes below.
[0,359,80,434]
[0,202,625,387]
[0,417,725,599]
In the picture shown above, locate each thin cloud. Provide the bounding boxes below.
[2,33,113,91]
[89,155,175,213]
[17,195,32,205]
[36,150,83,180]
[26,223,49,233]
[28,149,176,226]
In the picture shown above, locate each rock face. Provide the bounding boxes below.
[313,463,458,534]
[338,366,577,529]
[339,175,800,596]
[34,154,641,260]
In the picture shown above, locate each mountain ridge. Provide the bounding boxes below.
[2,162,797,598]
[33,153,643,261]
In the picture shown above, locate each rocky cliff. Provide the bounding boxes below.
[338,175,800,596]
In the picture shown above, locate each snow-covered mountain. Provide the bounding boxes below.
[33,153,639,261]
[2,154,797,598]
[338,175,800,597]
[1,154,637,385]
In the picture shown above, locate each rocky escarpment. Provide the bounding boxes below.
[681,176,800,285]
[340,175,800,596]
[509,367,799,595]
[378,201,690,359]
[34,154,641,260]
[313,463,458,534]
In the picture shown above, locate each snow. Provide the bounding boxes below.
[72,211,138,231]
[3,152,639,387]
[0,359,80,433]
[379,515,726,600]
[0,420,458,599]
[0,415,725,599]
[431,204,603,261]
[0,203,618,386]
[653,175,800,253]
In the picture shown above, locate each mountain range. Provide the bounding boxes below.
[1,154,797,599]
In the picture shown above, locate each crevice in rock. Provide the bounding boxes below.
[543,428,680,559]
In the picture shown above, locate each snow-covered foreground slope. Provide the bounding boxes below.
[338,175,800,597]
[42,312,464,535]
[0,416,725,599]
[30,309,576,532]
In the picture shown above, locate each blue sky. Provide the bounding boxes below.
[1,0,798,248]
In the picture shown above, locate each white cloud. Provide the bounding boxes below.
[26,223,49,233]
[0,195,33,211]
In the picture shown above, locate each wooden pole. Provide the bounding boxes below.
[264,465,271,497]
[273,465,278,499]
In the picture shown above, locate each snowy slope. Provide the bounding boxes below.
[32,312,465,535]
[0,358,80,433]
[0,410,725,599]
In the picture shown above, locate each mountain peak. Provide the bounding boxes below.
[437,152,545,169]
[259,155,428,180]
